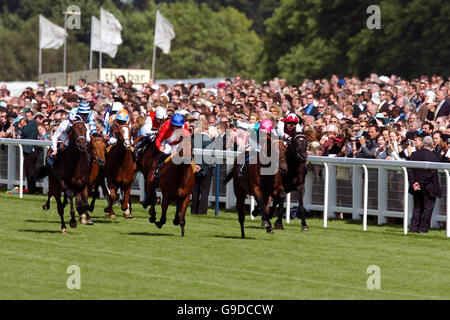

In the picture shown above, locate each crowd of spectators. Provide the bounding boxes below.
[1,73,450,164]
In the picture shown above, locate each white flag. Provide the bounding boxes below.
[100,8,122,46]
[154,10,175,54]
[91,16,118,58]
[39,15,67,49]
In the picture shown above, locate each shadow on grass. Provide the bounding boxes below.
[211,235,257,240]
[18,229,65,234]
[126,232,174,237]
[25,219,60,224]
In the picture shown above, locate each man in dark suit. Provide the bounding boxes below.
[191,120,215,215]
[407,135,442,233]
[16,115,41,194]
[302,93,319,118]
[433,89,450,120]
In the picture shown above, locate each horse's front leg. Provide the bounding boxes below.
[104,181,117,219]
[274,192,285,230]
[121,185,133,219]
[297,183,309,231]
[177,195,191,237]
[155,196,169,229]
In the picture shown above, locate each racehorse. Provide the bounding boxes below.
[145,138,195,236]
[87,135,108,212]
[104,124,137,218]
[276,133,310,231]
[46,119,92,233]
[134,135,160,214]
[223,135,288,238]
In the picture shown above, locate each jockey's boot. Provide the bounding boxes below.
[153,153,169,180]
[237,164,245,178]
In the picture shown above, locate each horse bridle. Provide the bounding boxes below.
[72,121,87,151]
[290,133,308,161]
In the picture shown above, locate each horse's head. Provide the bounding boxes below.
[71,120,88,153]
[289,133,308,162]
[117,125,132,150]
[89,136,106,166]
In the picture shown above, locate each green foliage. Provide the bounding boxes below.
[263,0,450,83]
[0,0,261,81]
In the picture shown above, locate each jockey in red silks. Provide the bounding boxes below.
[134,106,168,159]
[277,113,303,140]
[153,112,190,179]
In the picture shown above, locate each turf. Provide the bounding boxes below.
[0,193,449,300]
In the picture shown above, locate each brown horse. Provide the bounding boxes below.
[275,133,310,231]
[223,135,288,238]
[134,135,160,213]
[145,138,195,236]
[87,135,108,212]
[46,120,92,233]
[104,124,137,218]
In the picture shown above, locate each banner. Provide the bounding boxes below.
[155,10,175,54]
[39,15,67,49]
[91,16,118,58]
[100,7,122,46]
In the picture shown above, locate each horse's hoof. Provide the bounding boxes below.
[42,204,50,210]
[251,209,259,217]
[140,201,148,209]
[155,221,163,229]
[70,219,77,228]
[61,228,67,234]
[86,219,94,225]
[302,225,309,231]
[149,216,156,224]
[109,213,117,219]
[80,214,87,224]
[261,220,271,228]
[274,222,284,230]
[266,227,274,234]
[173,219,180,226]
[123,213,133,219]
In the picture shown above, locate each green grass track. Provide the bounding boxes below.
[0,193,449,299]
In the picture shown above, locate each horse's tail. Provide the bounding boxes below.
[35,165,48,180]
[223,170,234,186]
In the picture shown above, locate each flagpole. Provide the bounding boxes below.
[89,17,93,70]
[152,5,159,80]
[63,12,67,85]
[38,16,42,75]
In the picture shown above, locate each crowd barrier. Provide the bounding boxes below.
[1,138,448,238]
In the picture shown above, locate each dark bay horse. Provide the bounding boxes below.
[46,120,92,233]
[276,133,310,231]
[145,138,195,236]
[223,135,288,238]
[87,135,108,212]
[104,124,136,218]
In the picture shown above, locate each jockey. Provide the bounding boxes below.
[153,113,190,179]
[68,101,98,135]
[277,113,303,140]
[134,106,167,159]
[102,102,124,139]
[48,102,92,165]
[235,118,274,177]
[106,109,131,146]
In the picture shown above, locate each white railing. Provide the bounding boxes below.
[1,138,449,238]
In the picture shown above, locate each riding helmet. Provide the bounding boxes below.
[78,101,91,114]
[260,119,273,134]
[116,109,130,122]
[171,113,185,127]
[155,107,167,120]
